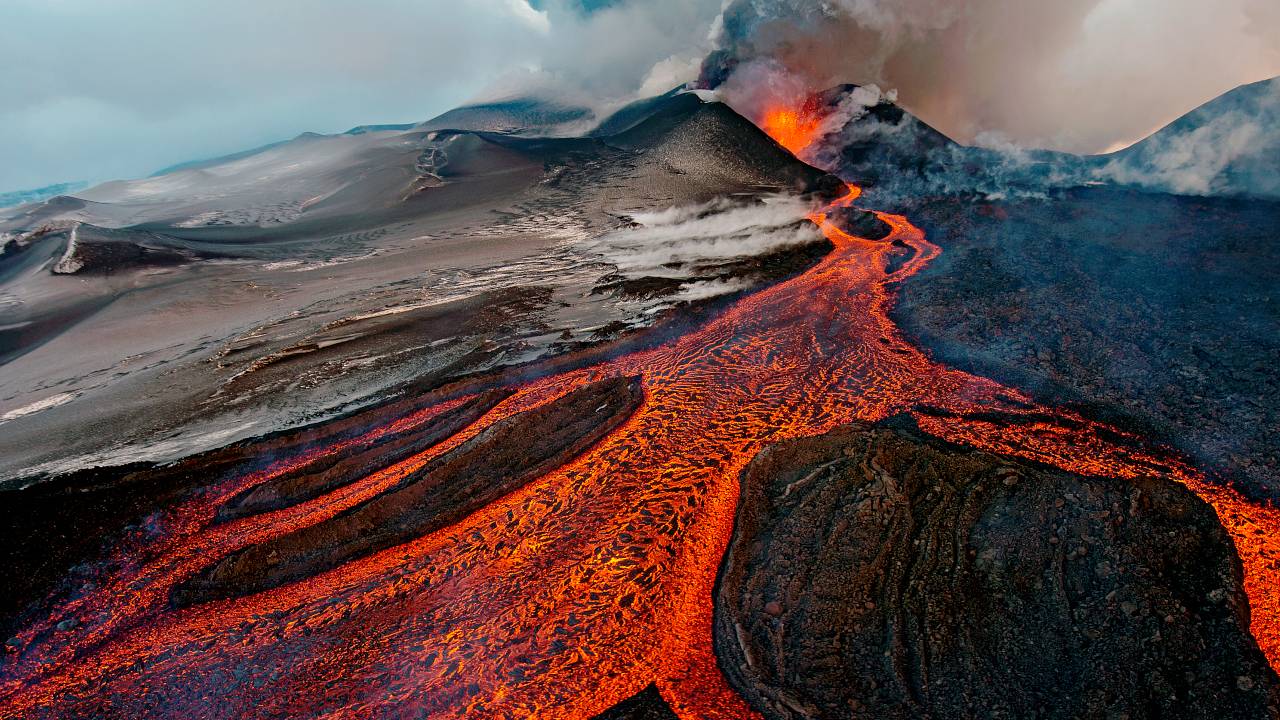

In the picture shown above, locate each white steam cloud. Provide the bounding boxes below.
[594,194,821,277]
[708,0,1280,154]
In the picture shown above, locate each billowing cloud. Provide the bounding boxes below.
[704,0,1280,154]
[3,0,1279,193]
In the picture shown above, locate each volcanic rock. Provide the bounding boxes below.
[590,684,679,720]
[826,204,891,240]
[715,421,1280,719]
[894,190,1280,501]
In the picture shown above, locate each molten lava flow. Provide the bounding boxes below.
[2,183,1278,718]
[759,106,824,156]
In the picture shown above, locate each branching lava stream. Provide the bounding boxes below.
[2,121,1277,718]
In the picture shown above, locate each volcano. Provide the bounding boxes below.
[1,78,1278,720]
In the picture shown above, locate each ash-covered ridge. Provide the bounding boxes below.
[1099,76,1280,199]
[0,90,836,481]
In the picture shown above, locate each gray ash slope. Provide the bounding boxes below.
[795,79,1280,502]
[0,91,835,482]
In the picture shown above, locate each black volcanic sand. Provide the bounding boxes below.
[891,188,1280,501]
[715,419,1280,719]
[0,92,836,482]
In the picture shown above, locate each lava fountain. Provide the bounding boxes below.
[1,107,1277,720]
[759,106,824,156]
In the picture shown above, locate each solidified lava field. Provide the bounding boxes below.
[1,92,1279,720]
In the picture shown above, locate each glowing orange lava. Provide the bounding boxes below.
[759,106,824,156]
[1,175,1277,716]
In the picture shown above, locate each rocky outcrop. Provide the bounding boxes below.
[51,223,210,275]
[174,376,644,605]
[715,419,1280,719]
[590,685,679,720]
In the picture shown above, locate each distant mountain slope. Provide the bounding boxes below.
[1099,76,1280,198]
[61,128,424,230]
[0,182,87,210]
[798,84,1085,205]
[147,139,298,177]
[795,77,1280,203]
[419,97,593,135]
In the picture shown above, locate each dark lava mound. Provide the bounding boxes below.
[715,420,1279,719]
[174,375,644,605]
[216,388,514,522]
[894,191,1280,502]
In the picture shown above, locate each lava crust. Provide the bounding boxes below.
[715,420,1280,719]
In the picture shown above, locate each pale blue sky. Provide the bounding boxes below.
[0,0,718,191]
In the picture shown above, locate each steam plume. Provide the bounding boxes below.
[701,0,1280,154]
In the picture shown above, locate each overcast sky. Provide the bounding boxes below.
[0,0,720,191]
[709,0,1280,154]
[1,0,1277,192]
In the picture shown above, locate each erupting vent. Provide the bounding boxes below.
[759,106,824,156]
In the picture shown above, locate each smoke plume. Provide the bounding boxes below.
[1098,76,1280,197]
[702,0,1280,155]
